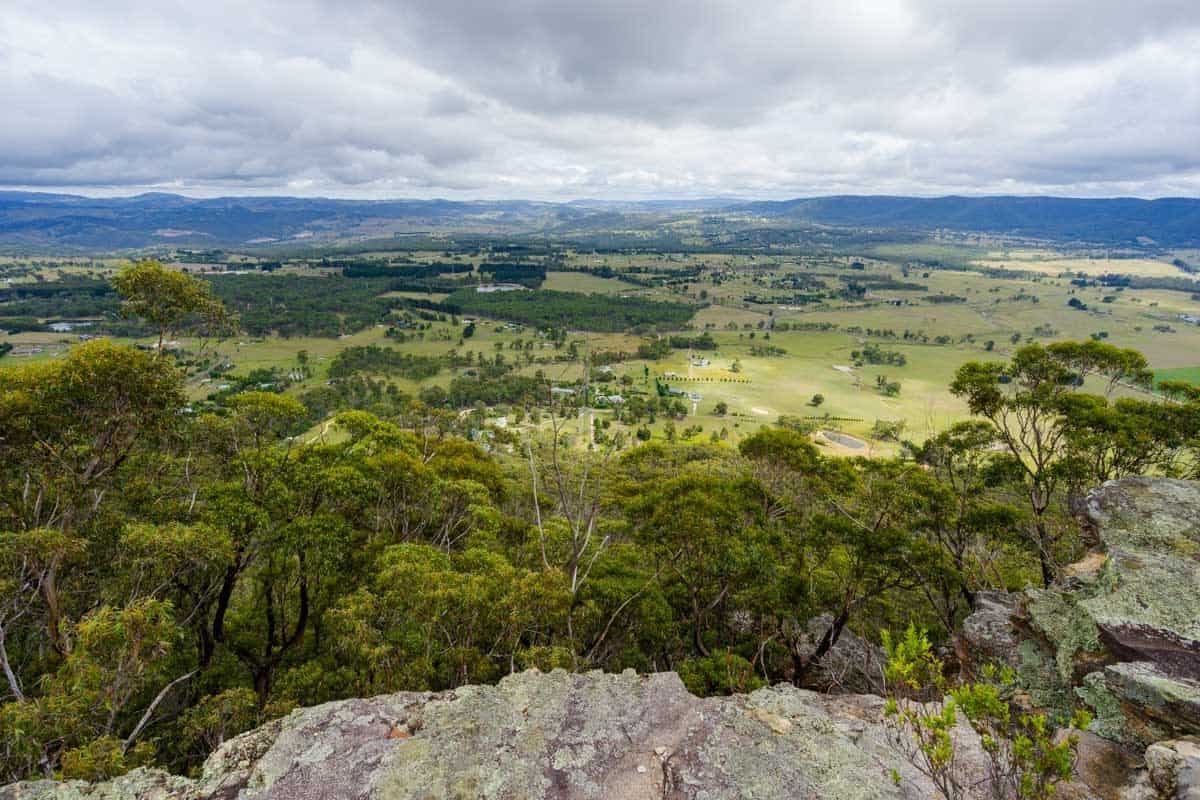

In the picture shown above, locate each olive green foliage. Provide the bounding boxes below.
[446,288,695,332]
[950,340,1189,586]
[679,650,765,696]
[0,331,1190,785]
[112,260,233,348]
[882,625,1091,800]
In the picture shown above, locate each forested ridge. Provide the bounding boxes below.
[2,192,1197,249]
[3,265,1200,788]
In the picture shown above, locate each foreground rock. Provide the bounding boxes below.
[955,477,1200,798]
[2,669,977,800]
[1144,738,1200,799]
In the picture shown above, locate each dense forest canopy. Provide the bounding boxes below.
[2,267,1200,790]
[446,288,697,332]
[204,274,404,337]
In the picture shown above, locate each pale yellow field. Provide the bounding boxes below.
[381,290,450,302]
[541,272,635,294]
[972,255,1188,279]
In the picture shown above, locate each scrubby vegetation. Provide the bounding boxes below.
[4,332,1191,782]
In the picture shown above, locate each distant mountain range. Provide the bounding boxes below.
[735,196,1200,248]
[0,191,1196,251]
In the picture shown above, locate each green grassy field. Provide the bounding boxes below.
[1154,366,1200,387]
[6,242,1200,453]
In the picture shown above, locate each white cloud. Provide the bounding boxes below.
[0,0,1197,198]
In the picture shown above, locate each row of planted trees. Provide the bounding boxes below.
[2,264,1199,788]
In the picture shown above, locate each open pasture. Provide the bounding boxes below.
[972,253,1187,278]
[9,241,1200,451]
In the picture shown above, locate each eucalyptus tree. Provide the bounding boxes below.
[736,430,948,686]
[112,259,232,351]
[951,341,1157,586]
[906,421,1021,631]
[0,341,184,659]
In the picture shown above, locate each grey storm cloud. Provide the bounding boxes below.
[0,0,1197,198]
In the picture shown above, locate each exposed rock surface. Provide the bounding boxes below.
[790,613,887,694]
[954,477,1200,798]
[1083,479,1200,674]
[961,590,1022,670]
[1,669,976,800]
[1144,738,1200,800]
[1012,478,1200,748]
[1068,731,1143,800]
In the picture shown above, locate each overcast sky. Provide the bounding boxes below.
[2,0,1198,200]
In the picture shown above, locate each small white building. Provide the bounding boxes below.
[476,283,526,293]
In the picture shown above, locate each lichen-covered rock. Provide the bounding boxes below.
[0,770,192,799]
[1143,738,1200,799]
[1100,662,1200,745]
[0,670,968,800]
[1010,478,1200,746]
[1083,478,1200,679]
[961,590,1021,670]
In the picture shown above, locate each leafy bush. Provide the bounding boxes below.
[881,625,1090,800]
[679,651,764,696]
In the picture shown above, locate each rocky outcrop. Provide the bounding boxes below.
[961,590,1022,670]
[956,471,1200,798]
[1,669,982,800]
[954,477,1200,798]
[1082,479,1200,676]
[1012,478,1200,748]
[790,613,888,694]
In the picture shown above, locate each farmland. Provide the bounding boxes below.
[4,240,1199,454]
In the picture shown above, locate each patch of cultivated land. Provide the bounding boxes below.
[972,253,1189,278]
[380,289,450,302]
[540,272,633,294]
[634,330,971,445]
[8,243,1200,452]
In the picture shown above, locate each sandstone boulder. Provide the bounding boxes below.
[1,669,966,800]
[961,590,1021,670]
[790,613,887,694]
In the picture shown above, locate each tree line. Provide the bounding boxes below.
[445,288,697,332]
